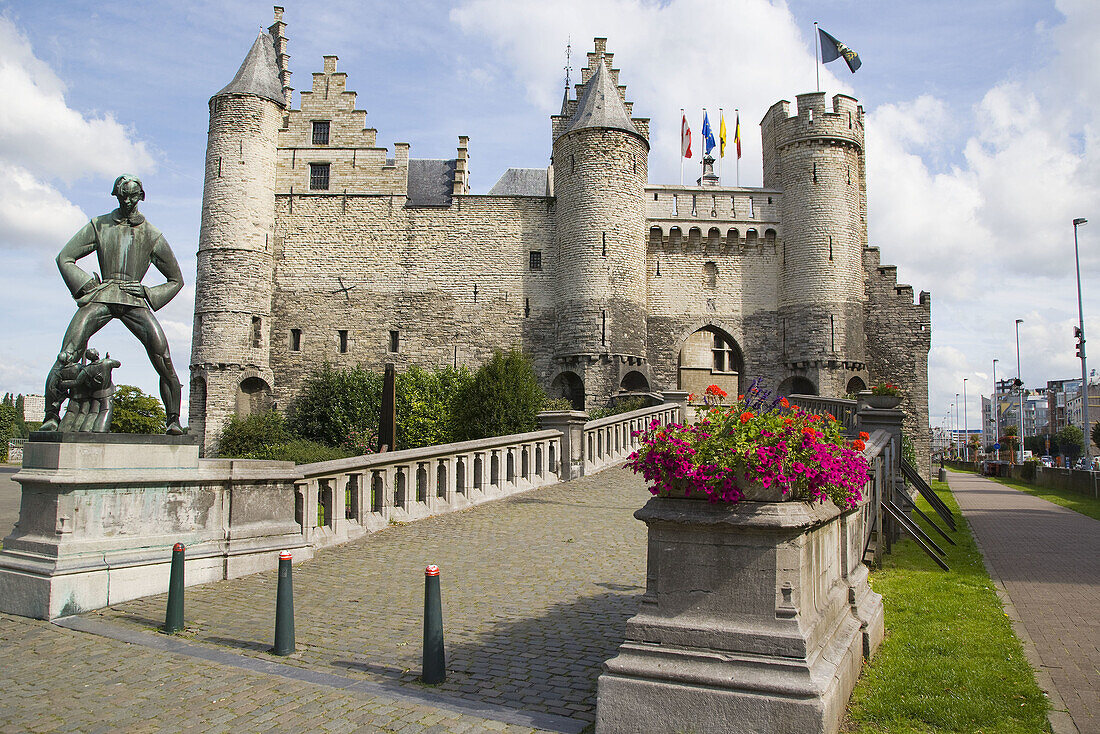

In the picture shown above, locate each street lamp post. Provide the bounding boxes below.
[955,394,960,460]
[993,358,999,459]
[963,378,969,461]
[1073,217,1089,462]
[1016,318,1024,464]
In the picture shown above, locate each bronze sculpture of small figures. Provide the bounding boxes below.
[55,348,121,432]
[41,174,186,435]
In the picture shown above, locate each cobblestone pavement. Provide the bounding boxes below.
[947,471,1100,734]
[1,611,559,733]
[14,466,652,731]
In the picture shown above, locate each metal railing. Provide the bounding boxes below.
[786,394,858,436]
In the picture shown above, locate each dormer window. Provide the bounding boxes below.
[312,121,330,145]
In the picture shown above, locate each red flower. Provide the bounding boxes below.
[852,439,866,451]
[859,431,869,440]
[740,411,754,424]
[779,397,790,408]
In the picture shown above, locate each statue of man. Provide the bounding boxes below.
[41,174,185,435]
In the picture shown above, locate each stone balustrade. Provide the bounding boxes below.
[582,404,681,475]
[294,430,563,548]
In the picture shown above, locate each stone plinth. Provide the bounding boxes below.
[596,495,883,734]
[0,433,309,619]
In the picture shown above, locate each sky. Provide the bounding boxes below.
[0,0,1095,435]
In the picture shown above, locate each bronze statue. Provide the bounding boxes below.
[41,174,185,435]
[56,348,121,432]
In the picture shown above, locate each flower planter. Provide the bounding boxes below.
[864,394,902,410]
[596,494,883,734]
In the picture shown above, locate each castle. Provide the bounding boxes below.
[189,8,931,465]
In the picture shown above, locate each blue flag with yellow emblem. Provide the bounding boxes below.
[818,27,861,73]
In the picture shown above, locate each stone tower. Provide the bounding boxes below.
[189,15,289,453]
[762,93,868,396]
[549,40,651,408]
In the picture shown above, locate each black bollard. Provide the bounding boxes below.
[273,550,295,655]
[164,543,185,634]
[422,564,446,684]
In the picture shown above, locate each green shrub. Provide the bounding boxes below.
[901,432,917,468]
[110,385,166,434]
[588,396,649,420]
[1021,459,1040,482]
[541,397,575,412]
[396,365,473,449]
[453,350,546,441]
[242,439,349,464]
[288,363,383,449]
[217,410,292,457]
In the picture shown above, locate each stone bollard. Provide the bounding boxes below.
[164,543,185,634]
[273,550,295,655]
[421,564,446,684]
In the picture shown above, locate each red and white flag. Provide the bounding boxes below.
[681,112,692,159]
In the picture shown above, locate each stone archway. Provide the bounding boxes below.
[236,376,273,417]
[778,376,818,397]
[678,326,744,398]
[846,376,867,395]
[550,371,585,410]
[620,370,650,393]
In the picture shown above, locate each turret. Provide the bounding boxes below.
[190,16,287,453]
[761,92,868,396]
[549,39,650,408]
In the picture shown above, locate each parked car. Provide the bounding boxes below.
[1040,456,1053,467]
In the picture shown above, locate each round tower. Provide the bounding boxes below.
[761,92,867,396]
[190,29,287,453]
[550,40,650,409]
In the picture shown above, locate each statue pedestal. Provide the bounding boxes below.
[0,433,309,619]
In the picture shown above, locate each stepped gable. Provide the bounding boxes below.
[215,32,286,106]
[560,55,641,140]
[406,159,457,207]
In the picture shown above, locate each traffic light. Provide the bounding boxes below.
[1075,326,1085,359]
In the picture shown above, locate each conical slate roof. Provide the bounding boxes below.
[215,32,285,106]
[560,60,639,138]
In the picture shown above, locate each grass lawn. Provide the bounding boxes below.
[986,475,1100,522]
[845,479,1051,733]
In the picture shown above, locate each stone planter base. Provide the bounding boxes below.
[596,496,883,734]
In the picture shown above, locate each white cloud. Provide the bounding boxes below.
[0,16,154,183]
[451,0,848,186]
[0,162,86,250]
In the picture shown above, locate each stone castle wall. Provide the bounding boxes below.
[191,29,931,461]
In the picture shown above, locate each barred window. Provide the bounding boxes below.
[529,251,542,271]
[312,121,330,145]
[309,163,330,190]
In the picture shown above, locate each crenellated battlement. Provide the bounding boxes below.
[762,92,864,153]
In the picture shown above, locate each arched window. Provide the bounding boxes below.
[846,376,867,396]
[550,371,585,410]
[707,227,721,253]
[746,228,758,247]
[669,227,682,250]
[726,228,740,249]
[620,371,650,393]
[764,228,777,246]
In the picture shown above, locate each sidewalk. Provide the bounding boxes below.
[947,470,1100,734]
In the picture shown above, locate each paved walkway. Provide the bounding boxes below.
[1,467,653,733]
[947,470,1100,734]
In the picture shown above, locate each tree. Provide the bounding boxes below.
[0,403,17,462]
[1056,424,1084,461]
[453,349,545,441]
[1002,425,1018,456]
[109,385,167,434]
[1091,422,1100,454]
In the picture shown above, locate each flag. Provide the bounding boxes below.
[734,112,741,160]
[702,111,716,156]
[719,111,727,158]
[818,27,861,73]
[681,113,692,159]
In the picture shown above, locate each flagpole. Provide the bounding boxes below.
[735,108,740,188]
[680,108,685,186]
[718,107,723,185]
[701,107,706,184]
[814,22,820,93]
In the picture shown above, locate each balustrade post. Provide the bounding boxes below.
[537,410,589,480]
[662,390,690,424]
